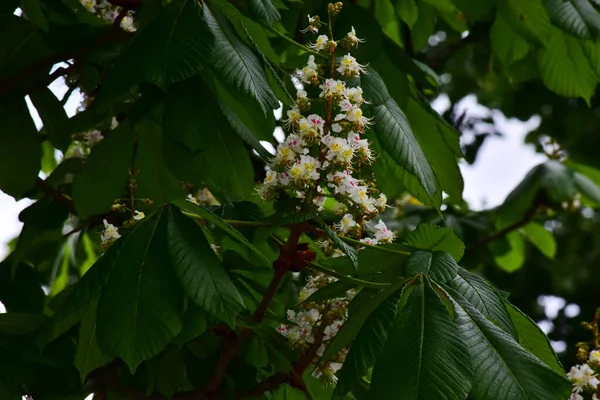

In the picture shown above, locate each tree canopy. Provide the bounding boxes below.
[2,0,600,399]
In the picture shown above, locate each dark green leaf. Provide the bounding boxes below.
[165,205,245,328]
[29,87,70,151]
[247,0,281,26]
[573,170,600,206]
[571,0,600,34]
[204,2,278,113]
[403,250,458,283]
[319,221,358,273]
[75,300,113,383]
[447,268,518,338]
[173,304,208,346]
[0,313,48,335]
[156,347,187,398]
[336,290,402,395]
[72,123,135,219]
[545,0,592,39]
[370,278,472,400]
[491,14,531,67]
[405,223,465,261]
[0,97,41,198]
[505,301,565,373]
[97,208,184,373]
[20,0,48,31]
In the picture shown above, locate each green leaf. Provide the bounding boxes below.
[318,221,358,273]
[134,121,186,207]
[322,277,407,362]
[371,99,438,205]
[204,2,278,114]
[336,290,402,395]
[99,0,214,97]
[247,0,281,26]
[370,278,472,399]
[72,123,135,219]
[0,313,48,335]
[75,300,113,383]
[446,287,571,399]
[173,304,208,346]
[447,268,518,338]
[244,336,269,369]
[492,231,525,273]
[162,77,221,154]
[451,0,493,20]
[491,14,531,67]
[544,0,592,39]
[29,88,70,152]
[538,28,599,103]
[403,250,458,283]
[172,199,271,267]
[497,0,551,46]
[573,171,600,206]
[165,205,245,328]
[405,223,465,262]
[396,0,418,28]
[521,222,556,259]
[0,97,41,199]
[20,0,48,31]
[97,208,184,373]
[272,384,307,400]
[571,0,600,34]
[156,347,187,398]
[505,301,565,373]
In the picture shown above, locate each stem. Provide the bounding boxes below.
[265,26,327,60]
[338,236,411,256]
[307,261,389,288]
[465,207,537,251]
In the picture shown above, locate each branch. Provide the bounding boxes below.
[465,207,537,251]
[35,178,76,214]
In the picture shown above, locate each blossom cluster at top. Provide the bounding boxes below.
[79,0,136,32]
[568,349,600,400]
[257,15,396,246]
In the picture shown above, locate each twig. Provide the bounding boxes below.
[465,207,537,251]
[35,178,76,214]
[61,83,78,105]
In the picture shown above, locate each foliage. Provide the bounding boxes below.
[2,0,600,399]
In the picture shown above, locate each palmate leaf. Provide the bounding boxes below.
[74,300,113,383]
[247,0,281,26]
[165,205,245,328]
[497,0,551,45]
[443,286,571,400]
[204,1,278,114]
[545,0,592,39]
[370,277,473,400]
[491,14,531,67]
[405,223,465,261]
[403,250,458,283]
[98,0,214,100]
[97,208,184,373]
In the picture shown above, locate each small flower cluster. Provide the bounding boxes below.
[568,350,600,399]
[79,0,136,32]
[186,188,220,207]
[277,272,354,385]
[100,210,144,248]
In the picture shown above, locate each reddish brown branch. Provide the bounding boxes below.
[35,178,76,214]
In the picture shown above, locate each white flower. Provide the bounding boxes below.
[296,89,308,99]
[133,210,145,221]
[297,55,319,84]
[375,193,388,209]
[331,123,342,133]
[298,154,321,181]
[81,0,95,12]
[283,106,303,129]
[287,162,306,184]
[589,350,600,367]
[297,117,320,140]
[339,98,353,112]
[570,393,583,400]
[210,243,221,254]
[287,309,296,322]
[345,86,366,104]
[309,34,330,51]
[120,15,136,32]
[319,79,346,98]
[335,213,356,233]
[568,364,598,392]
[307,114,325,133]
[337,54,367,77]
[374,220,396,243]
[300,15,319,34]
[277,324,289,337]
[66,144,85,159]
[346,26,365,47]
[186,194,199,205]
[360,237,379,245]
[275,143,297,165]
[101,219,121,245]
[316,343,326,357]
[350,186,376,213]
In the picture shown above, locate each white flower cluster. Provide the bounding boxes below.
[100,210,144,248]
[276,272,354,385]
[185,188,220,206]
[66,130,105,159]
[79,0,136,32]
[568,350,600,399]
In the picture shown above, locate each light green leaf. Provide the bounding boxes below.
[172,199,271,267]
[72,123,134,219]
[247,0,281,26]
[491,14,531,67]
[446,286,571,399]
[99,0,214,98]
[0,313,48,335]
[421,0,456,13]
[497,0,551,45]
[573,171,600,206]
[544,0,592,39]
[335,290,402,395]
[165,205,245,328]
[538,28,599,103]
[75,300,113,383]
[451,0,493,20]
[370,278,472,399]
[162,77,220,154]
[0,97,41,199]
[396,0,418,28]
[204,2,278,114]
[493,231,525,272]
[97,209,184,373]
[403,250,458,283]
[505,301,565,373]
[522,222,556,259]
[405,223,465,261]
